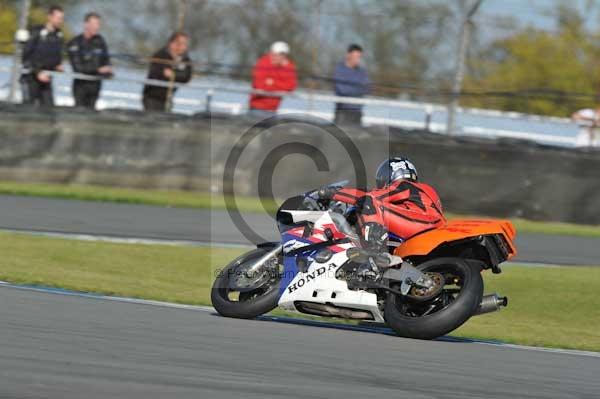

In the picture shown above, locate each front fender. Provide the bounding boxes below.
[256,242,281,250]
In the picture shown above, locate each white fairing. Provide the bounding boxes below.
[278,252,385,322]
[277,212,385,322]
[286,210,328,224]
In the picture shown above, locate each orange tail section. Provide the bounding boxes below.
[394,219,517,260]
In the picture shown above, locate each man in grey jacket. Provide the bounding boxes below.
[332,44,370,125]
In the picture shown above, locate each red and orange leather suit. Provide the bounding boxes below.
[331,179,446,242]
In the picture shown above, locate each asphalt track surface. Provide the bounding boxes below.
[0,195,598,265]
[1,284,599,399]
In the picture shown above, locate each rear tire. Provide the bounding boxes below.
[211,248,281,319]
[384,258,483,340]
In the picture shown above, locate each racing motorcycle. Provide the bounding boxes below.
[211,183,517,340]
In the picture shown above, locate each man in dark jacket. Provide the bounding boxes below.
[332,44,371,125]
[67,12,113,109]
[20,5,65,106]
[142,32,193,112]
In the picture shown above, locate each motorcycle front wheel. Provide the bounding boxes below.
[384,257,483,340]
[211,248,282,319]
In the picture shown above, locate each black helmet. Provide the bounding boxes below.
[375,157,418,188]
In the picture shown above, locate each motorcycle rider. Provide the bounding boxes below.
[318,157,445,249]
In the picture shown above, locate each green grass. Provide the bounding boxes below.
[453,265,600,351]
[445,212,600,239]
[0,180,599,237]
[0,231,244,305]
[0,230,599,351]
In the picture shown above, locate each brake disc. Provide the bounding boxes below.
[405,272,445,302]
[229,258,278,292]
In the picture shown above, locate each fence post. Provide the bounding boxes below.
[205,89,213,113]
[165,0,188,112]
[8,0,31,103]
[424,105,433,131]
[308,0,322,113]
[446,0,483,135]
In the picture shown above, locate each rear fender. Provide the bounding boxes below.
[394,219,517,271]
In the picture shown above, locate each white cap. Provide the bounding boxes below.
[270,41,290,54]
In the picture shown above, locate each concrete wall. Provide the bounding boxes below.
[1,103,599,224]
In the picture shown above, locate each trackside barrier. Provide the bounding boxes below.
[0,105,598,224]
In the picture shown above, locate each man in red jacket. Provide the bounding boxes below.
[249,41,297,115]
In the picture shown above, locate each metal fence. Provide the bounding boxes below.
[0,59,579,147]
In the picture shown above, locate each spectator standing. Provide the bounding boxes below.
[333,44,370,125]
[20,5,65,106]
[248,41,297,115]
[142,32,193,112]
[572,108,600,147]
[67,12,112,109]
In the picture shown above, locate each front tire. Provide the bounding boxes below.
[384,258,483,340]
[211,248,281,319]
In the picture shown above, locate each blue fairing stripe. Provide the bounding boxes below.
[278,233,313,297]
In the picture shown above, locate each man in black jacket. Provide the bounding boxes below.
[20,5,65,106]
[67,12,113,109]
[142,32,193,112]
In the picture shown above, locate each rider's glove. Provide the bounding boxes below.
[361,222,389,251]
[317,186,339,201]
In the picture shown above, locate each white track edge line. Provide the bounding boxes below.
[0,280,215,313]
[0,281,598,359]
[0,228,577,267]
[0,228,253,249]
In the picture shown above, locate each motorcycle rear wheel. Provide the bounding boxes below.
[384,257,483,340]
[211,248,282,319]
